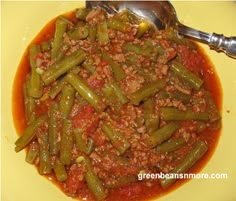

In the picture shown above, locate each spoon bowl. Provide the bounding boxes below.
[86,0,236,58]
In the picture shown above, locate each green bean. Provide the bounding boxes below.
[118,10,139,24]
[48,77,67,99]
[143,39,153,47]
[102,84,122,112]
[48,104,60,155]
[75,156,85,164]
[122,42,154,57]
[204,91,221,122]
[102,84,116,103]
[66,73,105,113]
[59,16,72,25]
[25,143,39,164]
[146,122,180,148]
[84,160,107,201]
[160,140,208,188]
[102,123,130,154]
[15,114,48,152]
[55,49,66,62]
[88,25,97,43]
[130,79,166,105]
[54,159,68,182]
[159,90,191,104]
[51,18,67,59]
[75,8,89,21]
[97,20,110,46]
[144,98,159,133]
[157,90,169,99]
[82,57,96,74]
[23,77,36,124]
[170,91,191,104]
[41,41,51,52]
[168,70,190,90]
[29,44,43,98]
[163,28,196,49]
[125,54,139,65]
[87,138,94,154]
[70,66,81,75]
[156,137,185,153]
[136,21,150,38]
[74,128,88,154]
[156,46,165,56]
[29,44,41,68]
[109,81,128,104]
[114,155,129,165]
[42,49,86,85]
[101,52,125,81]
[75,93,88,108]
[170,61,203,90]
[39,92,50,101]
[85,171,106,201]
[132,65,154,81]
[160,107,209,121]
[39,132,51,174]
[68,24,89,40]
[59,84,75,119]
[82,156,92,168]
[107,17,129,32]
[60,119,73,165]
[48,66,80,99]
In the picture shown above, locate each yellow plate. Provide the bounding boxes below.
[2,1,236,201]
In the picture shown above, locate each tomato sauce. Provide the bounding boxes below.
[12,10,222,201]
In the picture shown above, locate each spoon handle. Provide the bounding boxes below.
[209,33,236,58]
[178,23,236,59]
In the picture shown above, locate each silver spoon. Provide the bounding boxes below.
[86,1,236,59]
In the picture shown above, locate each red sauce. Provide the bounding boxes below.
[12,10,222,201]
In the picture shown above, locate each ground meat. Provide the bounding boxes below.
[174,84,192,95]
[112,53,126,63]
[156,98,186,111]
[121,67,145,94]
[86,8,106,24]
[177,121,198,142]
[36,52,55,71]
[157,47,176,64]
[65,164,85,195]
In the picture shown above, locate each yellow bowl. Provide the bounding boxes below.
[2,1,236,201]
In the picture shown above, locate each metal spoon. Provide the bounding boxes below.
[86,1,236,58]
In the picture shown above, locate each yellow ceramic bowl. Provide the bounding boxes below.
[2,1,236,201]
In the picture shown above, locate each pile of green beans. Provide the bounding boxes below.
[14,6,221,201]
